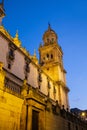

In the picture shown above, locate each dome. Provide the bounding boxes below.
[43,24,58,45]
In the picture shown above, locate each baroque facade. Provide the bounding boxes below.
[0,2,87,130]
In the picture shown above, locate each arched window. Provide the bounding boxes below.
[47,54,49,58]
[51,54,53,59]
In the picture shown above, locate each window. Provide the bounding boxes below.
[25,63,30,72]
[51,54,53,59]
[47,54,49,58]
[9,49,14,57]
[52,38,54,40]
[52,38,54,42]
[8,49,15,60]
[47,38,49,42]
[8,63,11,69]
[24,57,31,80]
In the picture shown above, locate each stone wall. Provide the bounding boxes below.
[0,89,23,130]
[45,108,87,130]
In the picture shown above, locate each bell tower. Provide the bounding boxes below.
[0,0,5,25]
[39,25,69,108]
[39,24,66,83]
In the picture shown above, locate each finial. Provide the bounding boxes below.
[48,22,51,30]
[34,49,36,57]
[13,30,21,47]
[32,49,38,64]
[15,30,19,39]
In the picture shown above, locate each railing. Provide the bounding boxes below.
[5,77,21,94]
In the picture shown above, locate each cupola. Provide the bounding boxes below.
[43,24,58,46]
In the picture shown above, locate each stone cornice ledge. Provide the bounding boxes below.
[57,80,70,92]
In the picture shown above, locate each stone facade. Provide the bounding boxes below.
[0,2,87,130]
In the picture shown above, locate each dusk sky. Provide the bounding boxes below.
[2,0,87,110]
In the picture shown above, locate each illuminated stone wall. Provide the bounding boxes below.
[0,89,23,130]
[0,64,23,130]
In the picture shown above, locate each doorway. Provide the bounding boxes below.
[32,110,39,130]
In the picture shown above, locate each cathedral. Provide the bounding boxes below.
[0,1,87,130]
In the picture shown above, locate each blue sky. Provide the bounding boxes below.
[2,0,87,110]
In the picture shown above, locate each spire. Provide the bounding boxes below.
[48,22,51,30]
[15,30,19,39]
[34,49,36,57]
[13,30,21,47]
[31,49,38,64]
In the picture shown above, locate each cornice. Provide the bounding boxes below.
[0,26,13,42]
[57,80,70,92]
[39,42,63,55]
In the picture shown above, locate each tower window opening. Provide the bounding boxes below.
[47,54,49,58]
[52,38,54,42]
[51,54,53,59]
[47,38,49,42]
[52,38,54,40]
